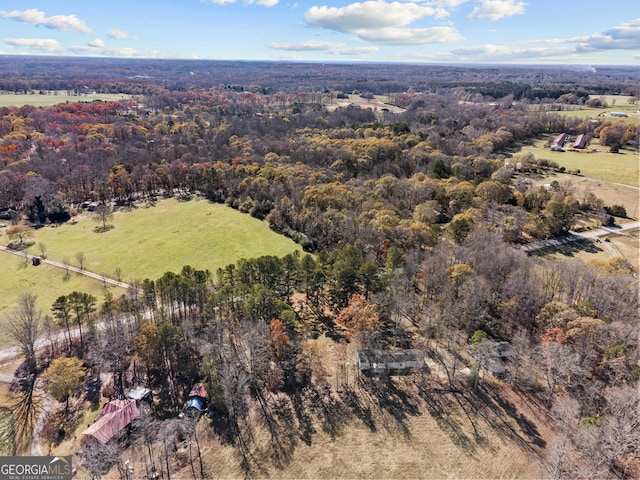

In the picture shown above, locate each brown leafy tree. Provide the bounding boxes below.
[335,294,379,346]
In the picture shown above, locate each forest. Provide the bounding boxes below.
[0,57,638,479]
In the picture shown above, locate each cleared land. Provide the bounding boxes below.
[530,95,639,124]
[324,94,405,113]
[520,138,639,188]
[27,198,302,284]
[0,252,122,348]
[0,91,134,108]
[529,172,639,219]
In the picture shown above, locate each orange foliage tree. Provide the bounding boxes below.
[335,294,379,344]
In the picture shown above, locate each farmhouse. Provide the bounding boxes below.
[358,349,425,375]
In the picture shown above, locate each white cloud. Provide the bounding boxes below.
[0,9,92,33]
[107,29,132,40]
[451,44,574,59]
[4,37,64,53]
[358,26,464,45]
[268,40,378,55]
[468,0,526,21]
[68,44,193,58]
[577,18,640,51]
[88,38,105,48]
[305,1,440,32]
[303,1,462,45]
[269,40,346,51]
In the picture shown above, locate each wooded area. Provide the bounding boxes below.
[0,57,638,479]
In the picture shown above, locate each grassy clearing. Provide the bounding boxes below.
[519,137,639,188]
[29,197,302,284]
[0,252,121,348]
[529,95,639,124]
[0,92,134,108]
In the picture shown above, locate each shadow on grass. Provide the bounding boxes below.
[93,225,114,233]
[530,238,602,258]
[359,375,420,438]
[470,383,546,451]
[417,381,478,454]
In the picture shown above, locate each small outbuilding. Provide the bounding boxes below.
[31,257,41,266]
[358,349,425,375]
[126,386,152,403]
[180,382,207,416]
[552,133,567,147]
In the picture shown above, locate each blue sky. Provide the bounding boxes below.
[0,1,638,65]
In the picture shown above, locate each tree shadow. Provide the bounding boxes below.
[359,375,420,438]
[93,225,115,233]
[471,383,546,451]
[338,388,376,432]
[417,381,477,454]
[258,395,298,470]
[305,382,352,440]
[291,391,316,446]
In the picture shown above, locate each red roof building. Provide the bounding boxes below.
[82,399,139,444]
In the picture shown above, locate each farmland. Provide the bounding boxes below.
[0,252,123,348]
[519,137,639,189]
[0,58,637,479]
[0,91,135,108]
[28,197,301,282]
[0,197,301,346]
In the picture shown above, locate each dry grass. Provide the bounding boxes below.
[0,91,135,108]
[101,375,543,480]
[529,172,640,219]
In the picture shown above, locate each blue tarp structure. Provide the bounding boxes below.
[186,397,204,411]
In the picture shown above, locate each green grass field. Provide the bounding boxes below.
[0,197,302,347]
[520,138,639,187]
[0,92,134,108]
[0,253,122,347]
[24,197,301,285]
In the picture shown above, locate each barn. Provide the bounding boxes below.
[82,399,139,444]
[573,134,588,149]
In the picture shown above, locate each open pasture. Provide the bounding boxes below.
[0,252,122,348]
[0,91,134,108]
[520,138,639,188]
[30,197,302,287]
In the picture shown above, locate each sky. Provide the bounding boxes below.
[0,0,639,65]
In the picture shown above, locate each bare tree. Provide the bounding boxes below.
[79,437,121,480]
[75,251,86,270]
[7,293,45,372]
[93,203,113,232]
